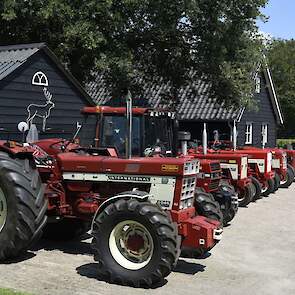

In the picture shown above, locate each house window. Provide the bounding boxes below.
[245,123,253,144]
[261,124,268,145]
[255,76,261,93]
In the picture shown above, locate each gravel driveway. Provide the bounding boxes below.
[1,185,295,295]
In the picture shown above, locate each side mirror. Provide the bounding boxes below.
[17,121,29,133]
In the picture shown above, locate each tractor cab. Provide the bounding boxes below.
[81,106,176,157]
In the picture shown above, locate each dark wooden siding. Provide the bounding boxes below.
[237,74,277,148]
[0,51,93,141]
[179,121,231,142]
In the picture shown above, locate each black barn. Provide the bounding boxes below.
[0,43,94,141]
[87,68,283,148]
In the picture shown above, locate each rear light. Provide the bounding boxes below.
[180,176,196,209]
[183,160,199,175]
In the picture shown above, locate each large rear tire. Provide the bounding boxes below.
[0,152,47,261]
[280,165,295,188]
[91,198,179,287]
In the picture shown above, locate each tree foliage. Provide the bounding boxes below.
[0,0,267,108]
[267,39,295,137]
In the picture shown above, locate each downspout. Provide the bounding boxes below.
[202,123,207,155]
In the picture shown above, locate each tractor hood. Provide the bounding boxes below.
[57,152,199,176]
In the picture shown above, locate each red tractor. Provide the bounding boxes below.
[196,158,239,224]
[76,106,238,226]
[212,148,275,199]
[285,149,295,177]
[241,147,294,189]
[194,151,254,207]
[0,123,222,287]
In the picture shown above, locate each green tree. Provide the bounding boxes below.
[0,0,268,108]
[267,39,295,137]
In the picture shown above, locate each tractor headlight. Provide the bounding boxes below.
[183,160,199,175]
[180,176,196,209]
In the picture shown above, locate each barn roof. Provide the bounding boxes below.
[86,69,283,125]
[86,74,241,122]
[0,43,95,106]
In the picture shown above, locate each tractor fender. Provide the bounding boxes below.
[90,190,151,232]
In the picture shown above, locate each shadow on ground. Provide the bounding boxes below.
[2,251,36,264]
[30,233,94,256]
[173,259,206,275]
[76,258,205,288]
[76,262,168,289]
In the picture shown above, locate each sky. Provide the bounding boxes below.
[257,0,295,39]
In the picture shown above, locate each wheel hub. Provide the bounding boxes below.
[109,220,154,270]
[126,233,145,253]
[0,188,8,232]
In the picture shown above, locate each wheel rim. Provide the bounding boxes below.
[0,188,8,232]
[109,220,154,270]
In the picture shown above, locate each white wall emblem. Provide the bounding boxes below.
[32,71,49,87]
[26,87,55,132]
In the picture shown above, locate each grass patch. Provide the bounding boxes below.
[0,288,32,295]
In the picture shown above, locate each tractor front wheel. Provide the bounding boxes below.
[213,184,238,226]
[181,191,223,258]
[0,152,47,261]
[92,198,179,287]
[280,165,295,188]
[261,178,275,197]
[249,176,262,201]
[237,184,253,207]
[273,173,281,192]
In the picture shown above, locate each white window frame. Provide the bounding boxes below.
[255,76,261,93]
[261,123,268,145]
[245,123,253,144]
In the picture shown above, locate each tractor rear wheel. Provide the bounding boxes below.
[0,152,47,261]
[92,198,179,287]
[280,165,295,188]
[237,184,253,207]
[261,178,275,197]
[249,176,262,200]
[43,218,90,241]
[273,173,281,192]
[181,191,223,258]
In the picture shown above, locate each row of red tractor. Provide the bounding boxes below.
[0,104,294,288]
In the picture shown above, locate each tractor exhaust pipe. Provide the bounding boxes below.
[233,120,237,151]
[178,131,191,156]
[203,123,207,155]
[126,90,132,159]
